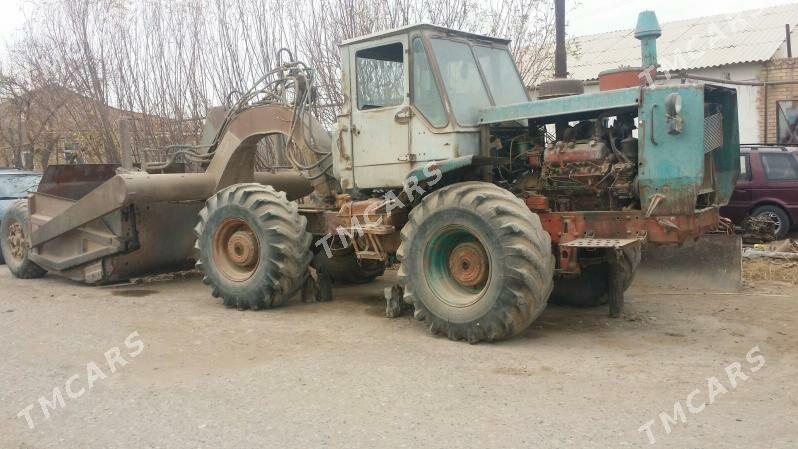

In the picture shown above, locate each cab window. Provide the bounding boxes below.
[473,46,528,105]
[430,38,491,126]
[355,43,405,110]
[411,38,447,127]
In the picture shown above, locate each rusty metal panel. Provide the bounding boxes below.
[539,208,721,245]
[37,164,119,200]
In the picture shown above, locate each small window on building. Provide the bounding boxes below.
[411,38,447,127]
[761,153,798,180]
[356,43,405,110]
[776,100,798,144]
[739,154,751,181]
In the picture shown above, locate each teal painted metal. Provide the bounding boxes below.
[405,155,496,183]
[637,85,705,215]
[707,85,741,205]
[478,82,740,217]
[636,84,740,215]
[478,87,640,124]
[634,11,661,68]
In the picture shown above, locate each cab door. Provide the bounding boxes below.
[349,36,411,188]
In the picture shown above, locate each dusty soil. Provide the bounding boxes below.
[0,268,796,449]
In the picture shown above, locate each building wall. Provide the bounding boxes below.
[757,58,798,144]
[582,62,763,143]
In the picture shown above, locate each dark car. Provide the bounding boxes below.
[720,145,798,239]
[0,168,42,264]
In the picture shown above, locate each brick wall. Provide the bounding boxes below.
[758,58,798,144]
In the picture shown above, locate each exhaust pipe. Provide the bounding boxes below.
[553,0,567,79]
[598,10,661,90]
[537,0,584,99]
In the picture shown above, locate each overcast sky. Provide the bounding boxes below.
[0,0,795,48]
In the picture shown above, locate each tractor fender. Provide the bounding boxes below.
[404,155,502,185]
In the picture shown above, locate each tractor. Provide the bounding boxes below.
[0,9,739,343]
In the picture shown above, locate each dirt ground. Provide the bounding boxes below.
[0,267,796,449]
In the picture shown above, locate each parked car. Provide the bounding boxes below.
[0,168,42,264]
[720,145,798,239]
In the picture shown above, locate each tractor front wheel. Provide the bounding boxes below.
[194,183,312,309]
[398,182,555,343]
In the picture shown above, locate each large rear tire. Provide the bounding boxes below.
[549,245,641,307]
[0,200,46,279]
[398,182,555,343]
[194,183,312,309]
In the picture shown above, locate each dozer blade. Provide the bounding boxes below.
[633,234,742,292]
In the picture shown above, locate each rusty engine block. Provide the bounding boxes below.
[516,114,639,212]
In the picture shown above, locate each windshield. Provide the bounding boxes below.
[0,174,40,199]
[473,46,528,105]
[430,38,491,126]
[429,38,527,126]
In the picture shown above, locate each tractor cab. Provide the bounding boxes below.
[333,24,529,190]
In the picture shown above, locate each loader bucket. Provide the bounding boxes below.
[633,234,742,292]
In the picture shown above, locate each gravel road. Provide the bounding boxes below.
[0,269,795,449]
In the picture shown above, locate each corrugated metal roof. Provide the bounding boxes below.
[569,3,798,80]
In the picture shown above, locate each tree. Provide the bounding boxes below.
[0,0,559,167]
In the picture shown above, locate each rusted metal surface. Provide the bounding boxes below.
[204,103,334,197]
[524,194,549,211]
[252,172,313,201]
[634,234,742,292]
[448,242,489,288]
[544,140,609,164]
[598,67,653,91]
[335,198,405,260]
[30,173,211,247]
[212,218,259,282]
[31,167,312,250]
[28,189,201,283]
[539,208,721,246]
[37,164,119,200]
[25,112,315,282]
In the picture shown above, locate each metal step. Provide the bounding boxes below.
[561,238,642,249]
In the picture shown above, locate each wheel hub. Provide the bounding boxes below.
[227,230,258,267]
[759,212,782,233]
[6,222,25,261]
[448,242,489,288]
[212,219,260,282]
